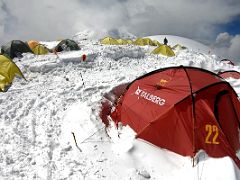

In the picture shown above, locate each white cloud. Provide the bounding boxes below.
[0,0,240,46]
[216,32,232,46]
[228,35,240,60]
[213,32,240,61]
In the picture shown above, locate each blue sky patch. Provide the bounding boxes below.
[221,15,240,35]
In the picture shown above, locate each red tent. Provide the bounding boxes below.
[100,83,129,126]
[218,70,240,79]
[109,66,240,168]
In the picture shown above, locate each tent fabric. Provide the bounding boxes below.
[0,55,25,92]
[151,45,175,57]
[126,39,133,44]
[54,39,80,52]
[117,39,133,45]
[133,38,155,46]
[1,40,33,59]
[109,66,240,168]
[100,37,133,45]
[27,40,50,55]
[27,40,40,49]
[116,39,128,45]
[100,37,120,45]
[100,83,129,126]
[218,70,240,79]
[31,44,49,55]
[152,40,162,46]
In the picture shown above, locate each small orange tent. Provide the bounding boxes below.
[28,40,39,49]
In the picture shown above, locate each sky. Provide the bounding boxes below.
[0,0,240,60]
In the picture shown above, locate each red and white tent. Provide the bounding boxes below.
[220,59,235,66]
[104,66,240,168]
[218,70,240,79]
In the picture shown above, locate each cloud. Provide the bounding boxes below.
[215,32,232,47]
[228,35,240,60]
[0,0,240,47]
[213,32,240,61]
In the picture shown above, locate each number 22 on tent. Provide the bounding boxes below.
[205,124,220,144]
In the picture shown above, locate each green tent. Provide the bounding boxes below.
[1,40,33,59]
[151,45,175,57]
[54,39,80,52]
[0,55,25,92]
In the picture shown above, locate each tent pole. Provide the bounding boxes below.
[182,66,197,163]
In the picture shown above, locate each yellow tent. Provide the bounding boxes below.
[100,37,119,45]
[116,39,129,45]
[172,44,187,51]
[0,55,25,91]
[152,40,162,46]
[31,44,49,55]
[133,38,155,46]
[151,45,175,57]
[126,39,133,44]
[28,40,49,55]
[0,74,9,92]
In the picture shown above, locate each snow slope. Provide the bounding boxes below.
[148,35,211,55]
[0,33,239,180]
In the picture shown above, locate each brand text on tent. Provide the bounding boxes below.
[134,87,165,106]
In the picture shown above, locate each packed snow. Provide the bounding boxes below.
[0,33,240,180]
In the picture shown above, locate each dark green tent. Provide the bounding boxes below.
[1,40,33,59]
[54,39,80,52]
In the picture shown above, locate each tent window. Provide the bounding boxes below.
[214,90,240,150]
[214,90,228,128]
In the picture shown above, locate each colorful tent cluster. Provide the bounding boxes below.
[1,39,80,58]
[27,40,50,55]
[101,66,240,168]
[1,40,33,59]
[0,38,80,92]
[0,55,25,92]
